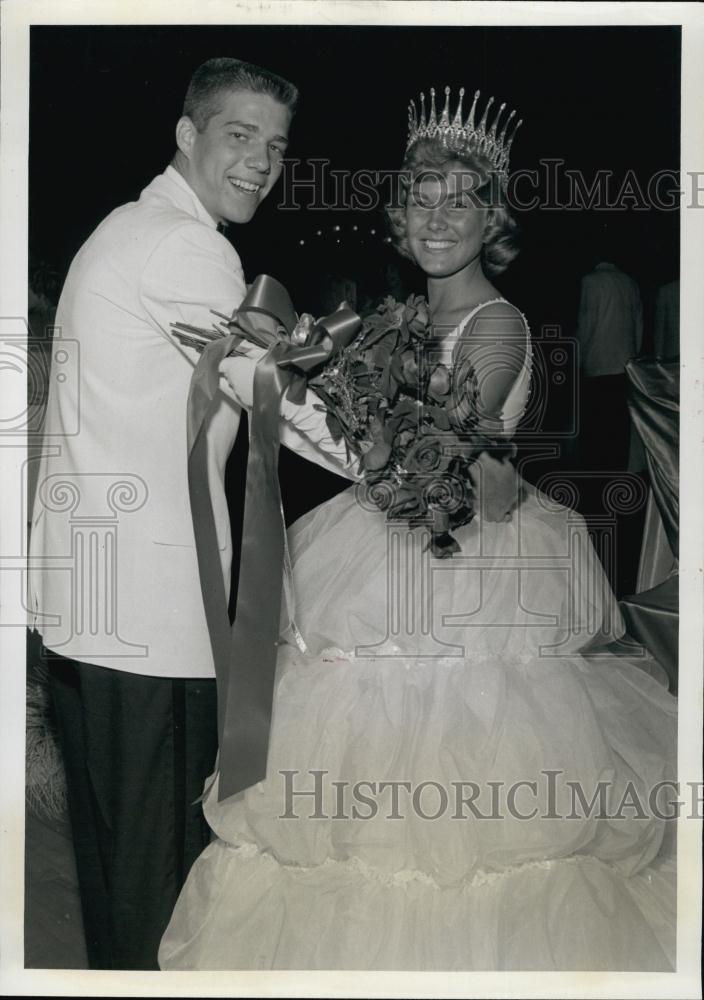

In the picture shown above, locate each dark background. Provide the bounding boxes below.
[29,24,681,299]
[29,24,681,590]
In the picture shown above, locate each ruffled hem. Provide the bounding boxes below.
[200,646,675,883]
[159,837,676,971]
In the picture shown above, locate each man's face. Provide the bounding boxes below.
[177,88,291,225]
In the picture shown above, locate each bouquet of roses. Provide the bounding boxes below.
[308,294,512,557]
[172,285,511,558]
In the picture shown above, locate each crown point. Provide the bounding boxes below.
[505,118,523,154]
[498,107,516,144]
[479,94,495,133]
[440,86,451,127]
[489,101,507,141]
[452,86,465,129]
[429,87,438,129]
[466,89,481,130]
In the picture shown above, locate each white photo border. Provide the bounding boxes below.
[1,2,702,997]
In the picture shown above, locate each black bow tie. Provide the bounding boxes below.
[216,222,227,235]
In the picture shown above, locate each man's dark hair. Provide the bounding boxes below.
[183,57,299,131]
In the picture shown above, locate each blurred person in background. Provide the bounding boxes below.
[575,225,643,472]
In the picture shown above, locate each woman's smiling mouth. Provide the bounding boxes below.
[422,239,457,251]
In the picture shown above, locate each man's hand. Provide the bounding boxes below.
[218,342,265,409]
[469,452,521,523]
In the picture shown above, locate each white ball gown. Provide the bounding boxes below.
[159,302,676,971]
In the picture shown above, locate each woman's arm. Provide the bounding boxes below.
[456,301,528,519]
[457,300,528,438]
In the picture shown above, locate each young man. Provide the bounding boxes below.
[28,57,350,971]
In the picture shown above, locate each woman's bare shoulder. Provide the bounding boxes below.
[460,299,528,344]
[471,298,526,324]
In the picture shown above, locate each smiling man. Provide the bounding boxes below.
[174,78,291,224]
[28,57,352,971]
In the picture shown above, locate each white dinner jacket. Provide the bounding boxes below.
[28,166,354,678]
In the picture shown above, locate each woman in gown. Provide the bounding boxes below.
[159,88,676,972]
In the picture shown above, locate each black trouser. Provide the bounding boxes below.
[45,647,218,970]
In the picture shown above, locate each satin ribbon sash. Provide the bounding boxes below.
[186,275,360,802]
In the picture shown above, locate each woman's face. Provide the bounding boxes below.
[405,164,488,280]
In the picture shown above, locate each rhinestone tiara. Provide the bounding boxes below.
[406,86,523,182]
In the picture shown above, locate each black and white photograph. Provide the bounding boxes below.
[1,1,702,996]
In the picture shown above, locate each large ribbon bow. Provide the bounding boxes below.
[186,275,361,802]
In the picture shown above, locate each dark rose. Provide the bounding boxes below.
[391,348,420,389]
[398,429,415,447]
[427,532,461,559]
[401,350,419,383]
[387,485,423,518]
[403,435,445,474]
[361,441,392,470]
[403,296,430,336]
[387,302,405,327]
[428,364,451,401]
